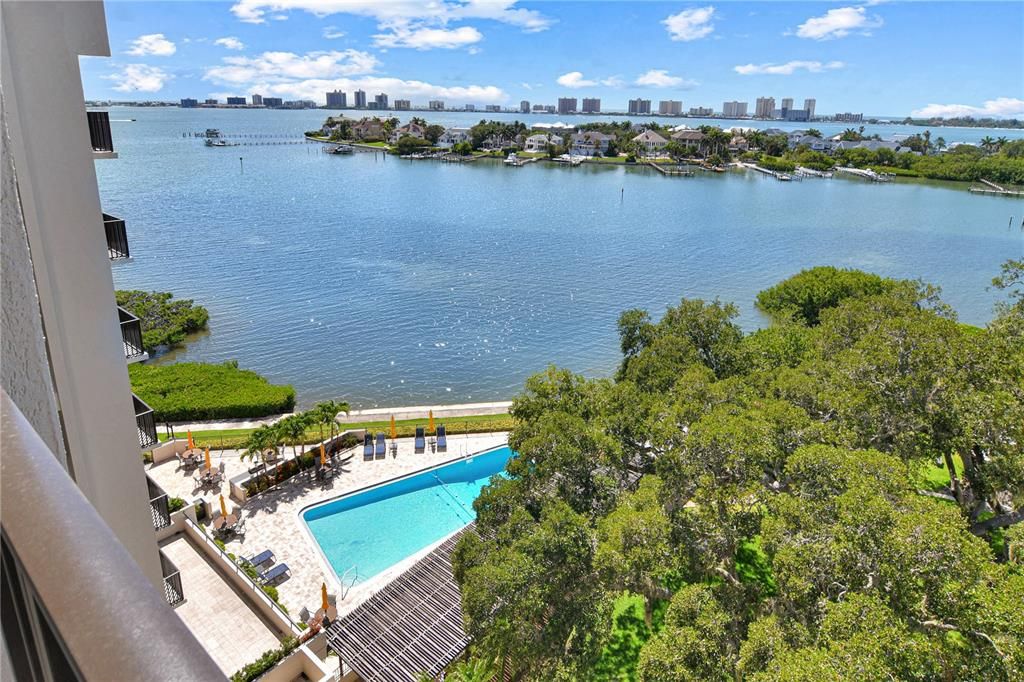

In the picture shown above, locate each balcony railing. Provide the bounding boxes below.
[159,552,184,607]
[86,111,114,155]
[118,306,147,363]
[1,389,222,680]
[103,213,130,260]
[133,394,158,451]
[146,477,170,531]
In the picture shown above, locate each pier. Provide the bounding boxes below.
[969,179,1024,197]
[796,166,833,178]
[741,162,795,181]
[834,167,894,183]
[645,161,694,176]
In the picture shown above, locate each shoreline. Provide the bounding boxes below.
[156,399,512,432]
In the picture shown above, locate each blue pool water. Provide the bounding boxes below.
[303,446,513,584]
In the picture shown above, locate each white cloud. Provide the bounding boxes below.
[556,71,622,88]
[663,6,715,42]
[634,69,698,89]
[373,24,482,50]
[126,33,176,57]
[911,97,1024,119]
[557,71,596,88]
[322,26,345,39]
[795,6,883,40]
[734,60,845,76]
[105,64,172,92]
[229,0,553,32]
[214,36,245,50]
[204,49,378,85]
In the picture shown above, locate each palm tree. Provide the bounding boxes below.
[935,136,946,152]
[444,657,498,682]
[276,414,308,463]
[980,136,995,152]
[312,400,350,444]
[241,423,278,464]
[997,136,1009,151]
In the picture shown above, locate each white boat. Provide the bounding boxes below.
[326,144,354,154]
[205,138,230,147]
[503,152,522,166]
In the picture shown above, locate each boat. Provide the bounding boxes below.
[204,138,230,147]
[204,128,221,138]
[326,144,354,154]
[503,152,522,166]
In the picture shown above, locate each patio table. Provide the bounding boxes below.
[212,513,238,531]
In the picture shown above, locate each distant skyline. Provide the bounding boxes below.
[81,1,1024,118]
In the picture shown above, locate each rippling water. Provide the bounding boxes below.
[97,108,1023,408]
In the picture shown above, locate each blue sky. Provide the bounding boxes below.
[82,1,1024,117]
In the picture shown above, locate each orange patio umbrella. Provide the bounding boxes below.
[389,415,397,440]
[219,494,228,518]
[321,582,330,611]
[204,446,211,470]
[187,430,194,449]
[428,410,435,434]
[320,443,327,466]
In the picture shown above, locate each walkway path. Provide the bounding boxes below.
[160,535,284,676]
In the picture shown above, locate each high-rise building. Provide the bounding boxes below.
[781,98,794,111]
[429,100,444,110]
[803,98,816,120]
[263,96,283,107]
[582,98,601,113]
[465,104,476,111]
[326,90,346,108]
[722,101,748,118]
[251,93,263,106]
[628,98,652,115]
[544,105,556,113]
[532,104,546,112]
[374,93,389,109]
[689,107,713,117]
[485,104,501,112]
[204,98,218,105]
[834,112,863,122]
[1,3,226,677]
[394,99,411,110]
[226,96,245,105]
[180,98,198,108]
[520,100,530,113]
[354,90,367,108]
[658,100,682,116]
[755,97,775,118]
[557,97,577,114]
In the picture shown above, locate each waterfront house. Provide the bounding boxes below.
[570,131,614,156]
[437,127,470,148]
[633,130,669,156]
[790,135,834,152]
[481,134,516,151]
[729,136,749,152]
[671,129,706,154]
[389,121,427,144]
[524,133,563,152]
[352,118,385,141]
[832,139,901,153]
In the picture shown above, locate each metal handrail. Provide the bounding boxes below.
[183,516,300,634]
[1,389,223,680]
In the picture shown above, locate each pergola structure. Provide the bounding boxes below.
[325,526,474,681]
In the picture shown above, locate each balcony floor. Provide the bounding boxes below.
[159,535,284,676]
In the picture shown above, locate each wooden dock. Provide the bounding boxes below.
[969,179,1024,197]
[645,161,694,176]
[742,162,794,181]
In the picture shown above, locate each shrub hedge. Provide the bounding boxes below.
[756,266,900,326]
[129,361,295,421]
[115,290,209,354]
[230,637,298,682]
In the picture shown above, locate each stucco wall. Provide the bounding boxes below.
[0,89,67,466]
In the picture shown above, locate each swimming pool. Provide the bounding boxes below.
[302,445,513,585]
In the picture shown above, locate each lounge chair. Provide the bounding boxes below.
[414,427,425,453]
[363,433,374,460]
[374,433,386,459]
[259,563,290,585]
[244,549,274,567]
[437,424,447,451]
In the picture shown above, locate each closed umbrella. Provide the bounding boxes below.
[219,494,228,518]
[428,410,434,434]
[187,430,194,449]
[204,446,211,470]
[389,415,397,440]
[320,443,327,466]
[321,582,330,611]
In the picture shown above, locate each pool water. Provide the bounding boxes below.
[302,446,513,584]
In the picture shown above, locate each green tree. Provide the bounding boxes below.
[755,266,901,325]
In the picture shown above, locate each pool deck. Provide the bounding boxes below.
[148,431,508,617]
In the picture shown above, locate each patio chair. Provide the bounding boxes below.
[259,563,290,585]
[244,549,274,568]
[363,433,374,460]
[299,606,311,623]
[414,427,426,453]
[374,433,386,459]
[437,424,448,451]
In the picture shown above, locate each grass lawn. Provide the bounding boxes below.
[915,454,963,492]
[593,592,665,681]
[162,412,514,449]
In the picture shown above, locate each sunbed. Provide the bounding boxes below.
[414,427,425,452]
[437,424,447,451]
[363,433,374,460]
[375,433,386,458]
[259,563,289,584]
